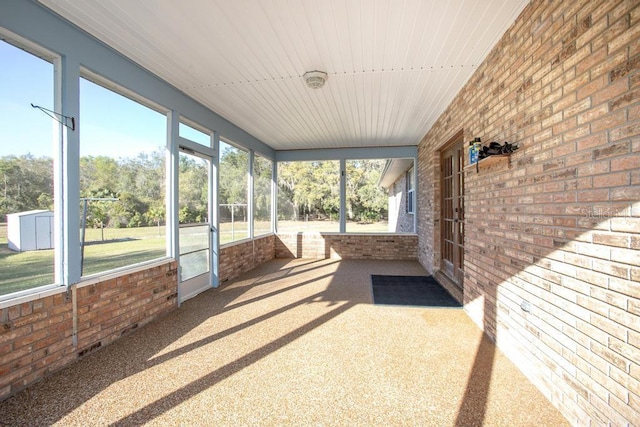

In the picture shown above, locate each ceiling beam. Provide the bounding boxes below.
[276,146,417,162]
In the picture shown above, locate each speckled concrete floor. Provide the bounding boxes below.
[0,259,568,426]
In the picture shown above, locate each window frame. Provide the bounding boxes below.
[406,167,415,215]
[218,139,251,246]
[0,35,61,301]
[77,72,170,278]
[253,154,274,237]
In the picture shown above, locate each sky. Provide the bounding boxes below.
[0,41,54,157]
[0,40,209,159]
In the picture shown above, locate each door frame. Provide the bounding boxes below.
[171,125,219,305]
[436,130,466,294]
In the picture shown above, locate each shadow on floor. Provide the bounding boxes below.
[0,258,357,425]
[454,333,496,426]
[0,258,566,426]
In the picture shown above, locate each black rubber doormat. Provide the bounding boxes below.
[371,275,462,307]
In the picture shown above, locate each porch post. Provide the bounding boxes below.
[340,158,346,233]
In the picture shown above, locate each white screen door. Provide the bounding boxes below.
[178,149,213,302]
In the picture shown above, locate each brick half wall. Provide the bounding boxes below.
[0,260,178,400]
[219,234,276,283]
[275,233,418,260]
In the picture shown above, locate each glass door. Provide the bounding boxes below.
[178,149,213,302]
[441,141,465,287]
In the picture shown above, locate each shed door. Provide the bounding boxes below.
[35,216,53,250]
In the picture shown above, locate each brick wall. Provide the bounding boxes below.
[219,234,275,283]
[1,234,281,401]
[417,0,639,425]
[0,292,73,400]
[75,261,178,355]
[275,233,418,260]
[388,173,415,233]
[0,260,178,400]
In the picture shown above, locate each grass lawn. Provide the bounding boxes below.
[0,223,167,296]
[0,220,392,296]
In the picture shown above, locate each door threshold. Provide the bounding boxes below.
[434,270,463,305]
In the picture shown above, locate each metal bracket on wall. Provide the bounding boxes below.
[31,103,76,131]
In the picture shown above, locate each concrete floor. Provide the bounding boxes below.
[0,258,568,426]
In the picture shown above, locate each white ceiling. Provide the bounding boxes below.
[40,0,528,151]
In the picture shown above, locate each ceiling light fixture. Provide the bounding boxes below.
[303,70,328,89]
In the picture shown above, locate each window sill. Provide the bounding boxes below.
[0,284,66,309]
[78,257,175,288]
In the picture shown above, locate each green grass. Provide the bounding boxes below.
[1,223,168,296]
[0,245,55,295]
[82,238,166,276]
[0,220,391,297]
[82,225,165,243]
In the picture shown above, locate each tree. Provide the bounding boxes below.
[80,155,119,195]
[253,156,272,221]
[219,145,248,224]
[346,159,387,222]
[178,153,208,224]
[146,204,165,235]
[0,148,389,229]
[0,154,53,221]
[277,159,387,223]
[219,145,248,204]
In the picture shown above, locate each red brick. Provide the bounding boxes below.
[591,110,628,133]
[611,186,640,201]
[19,303,32,317]
[611,247,640,266]
[576,45,608,75]
[610,308,640,335]
[610,88,640,111]
[577,189,609,202]
[610,122,640,141]
[0,325,32,345]
[611,217,640,233]
[7,307,20,321]
[554,92,581,115]
[592,172,629,188]
[576,133,608,151]
[564,124,591,141]
[578,160,610,176]
[630,104,640,121]
[608,17,640,53]
[0,260,178,401]
[611,155,640,171]
[427,12,640,416]
[577,75,607,100]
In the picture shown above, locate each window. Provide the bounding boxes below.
[345,159,388,232]
[179,122,210,146]
[407,167,415,214]
[79,77,167,276]
[277,161,340,232]
[219,140,249,243]
[0,40,56,297]
[253,155,273,236]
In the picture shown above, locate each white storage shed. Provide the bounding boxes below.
[7,210,55,252]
